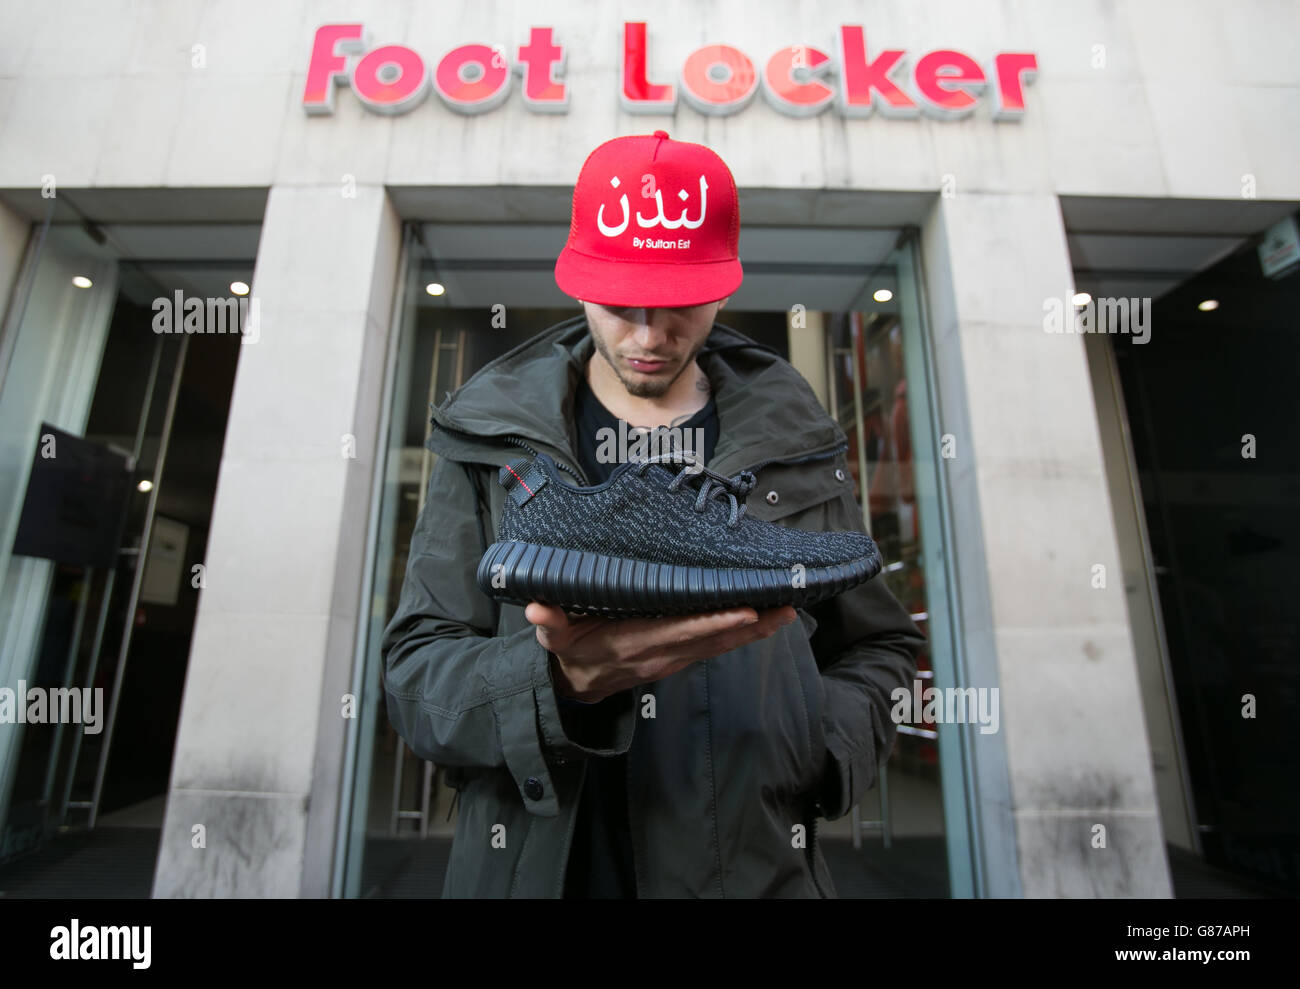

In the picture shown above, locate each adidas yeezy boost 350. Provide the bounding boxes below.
[475,450,882,617]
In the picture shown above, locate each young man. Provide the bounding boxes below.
[380,131,924,898]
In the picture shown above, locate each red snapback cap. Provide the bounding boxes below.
[554,130,742,308]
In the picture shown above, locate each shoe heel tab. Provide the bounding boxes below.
[498,456,549,506]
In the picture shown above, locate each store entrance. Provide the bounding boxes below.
[0,220,254,895]
[1108,232,1300,894]
[1072,201,1300,896]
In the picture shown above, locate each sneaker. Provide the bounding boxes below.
[475,450,883,617]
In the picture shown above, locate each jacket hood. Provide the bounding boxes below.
[427,313,846,479]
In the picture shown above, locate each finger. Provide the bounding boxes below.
[654,608,796,666]
[525,601,569,631]
[528,602,610,654]
[755,605,798,627]
[642,625,766,681]
[659,605,792,650]
[613,607,762,653]
[526,602,577,653]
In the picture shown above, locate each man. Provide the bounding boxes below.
[381,130,924,898]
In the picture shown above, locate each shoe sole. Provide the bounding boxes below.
[476,540,882,618]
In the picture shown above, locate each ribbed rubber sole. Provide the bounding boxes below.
[475,540,882,618]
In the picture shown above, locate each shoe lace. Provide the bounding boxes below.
[633,449,757,528]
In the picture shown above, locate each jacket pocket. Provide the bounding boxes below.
[742,453,853,527]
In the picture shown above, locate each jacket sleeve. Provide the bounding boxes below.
[804,486,926,820]
[380,452,637,818]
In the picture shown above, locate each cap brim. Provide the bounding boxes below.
[555,247,743,308]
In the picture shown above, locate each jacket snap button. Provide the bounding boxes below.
[834,469,846,482]
[523,777,544,800]
[765,490,779,504]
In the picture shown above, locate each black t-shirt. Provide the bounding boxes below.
[559,375,719,898]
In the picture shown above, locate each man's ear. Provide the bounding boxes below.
[717,296,730,310]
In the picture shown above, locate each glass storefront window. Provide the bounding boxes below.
[0,225,119,861]
[827,283,944,852]
[0,217,254,890]
[816,240,972,896]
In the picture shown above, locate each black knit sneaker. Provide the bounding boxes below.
[475,450,883,617]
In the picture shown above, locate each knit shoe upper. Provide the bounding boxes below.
[495,451,877,570]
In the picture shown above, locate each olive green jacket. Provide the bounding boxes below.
[380,314,924,897]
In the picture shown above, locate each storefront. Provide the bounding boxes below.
[0,1,1295,898]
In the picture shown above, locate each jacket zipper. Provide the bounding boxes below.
[500,434,591,486]
[554,759,585,898]
[807,805,828,898]
[627,715,642,899]
[736,439,848,476]
[431,418,591,486]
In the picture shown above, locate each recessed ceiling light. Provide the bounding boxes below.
[72,275,93,289]
[1071,292,1091,306]
[873,288,893,303]
[425,283,445,297]
[137,479,153,493]
[1197,299,1219,311]
[230,281,250,296]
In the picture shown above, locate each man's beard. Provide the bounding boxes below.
[589,329,704,398]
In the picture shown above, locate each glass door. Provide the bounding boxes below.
[0,221,119,861]
[0,218,254,891]
[818,236,975,897]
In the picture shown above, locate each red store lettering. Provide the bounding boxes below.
[303,22,1037,121]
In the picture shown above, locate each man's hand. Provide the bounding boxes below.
[526,602,798,703]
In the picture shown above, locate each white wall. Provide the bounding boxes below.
[0,0,1296,201]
